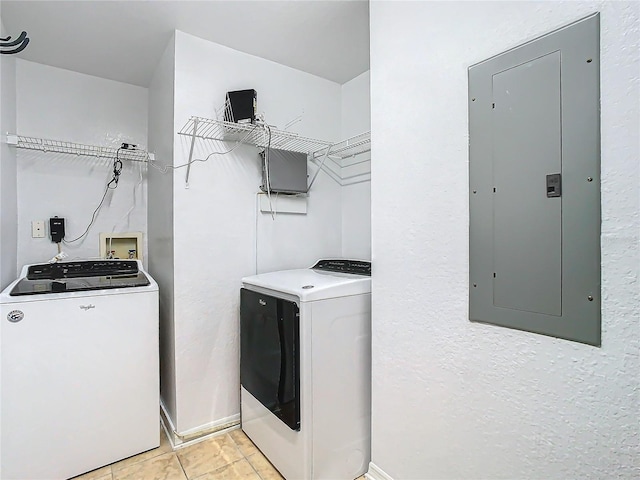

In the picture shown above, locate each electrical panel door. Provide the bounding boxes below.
[492,51,563,317]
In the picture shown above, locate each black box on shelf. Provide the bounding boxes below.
[224,89,257,124]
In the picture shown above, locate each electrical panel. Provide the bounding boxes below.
[468,13,601,346]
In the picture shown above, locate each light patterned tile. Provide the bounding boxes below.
[111,427,172,472]
[246,453,284,480]
[71,465,112,479]
[228,429,260,457]
[177,433,243,479]
[193,458,260,480]
[112,452,186,480]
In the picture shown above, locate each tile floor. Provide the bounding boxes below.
[72,427,367,480]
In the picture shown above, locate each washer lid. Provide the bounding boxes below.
[0,259,158,302]
[242,268,371,302]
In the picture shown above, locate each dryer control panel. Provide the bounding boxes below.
[311,259,371,276]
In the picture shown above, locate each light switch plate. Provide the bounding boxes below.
[32,220,45,238]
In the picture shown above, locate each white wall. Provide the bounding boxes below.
[15,61,149,267]
[1,21,18,471]
[341,71,371,260]
[0,17,17,290]
[168,31,343,433]
[147,36,177,426]
[370,2,639,479]
[342,71,371,140]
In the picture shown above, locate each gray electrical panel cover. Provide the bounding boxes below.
[261,148,308,194]
[468,14,601,346]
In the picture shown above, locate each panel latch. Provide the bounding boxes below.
[546,173,562,197]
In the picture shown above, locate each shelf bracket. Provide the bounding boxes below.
[307,147,332,192]
[185,118,199,188]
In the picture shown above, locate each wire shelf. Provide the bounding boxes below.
[7,135,150,162]
[178,116,334,155]
[177,116,371,188]
[313,131,371,160]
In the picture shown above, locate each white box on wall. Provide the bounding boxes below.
[99,232,143,260]
[258,193,307,214]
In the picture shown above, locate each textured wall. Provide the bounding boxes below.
[147,35,177,426]
[0,16,17,290]
[15,61,148,267]
[341,71,371,261]
[170,31,343,433]
[369,1,639,479]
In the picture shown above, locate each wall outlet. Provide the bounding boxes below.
[32,220,45,238]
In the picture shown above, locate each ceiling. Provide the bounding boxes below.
[0,0,370,87]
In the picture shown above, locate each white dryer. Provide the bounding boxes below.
[0,260,159,480]
[240,259,371,480]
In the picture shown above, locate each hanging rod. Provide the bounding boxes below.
[6,134,153,163]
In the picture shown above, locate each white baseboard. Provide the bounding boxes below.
[366,462,395,480]
[160,400,240,449]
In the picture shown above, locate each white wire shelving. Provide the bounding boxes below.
[313,131,371,160]
[312,131,371,186]
[6,134,152,163]
[178,116,333,154]
[177,116,371,187]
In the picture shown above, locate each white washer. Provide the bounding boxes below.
[0,260,159,480]
[240,259,371,480]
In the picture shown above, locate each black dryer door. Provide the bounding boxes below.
[240,288,300,431]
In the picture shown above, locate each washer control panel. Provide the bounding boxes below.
[27,260,139,280]
[11,260,148,296]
